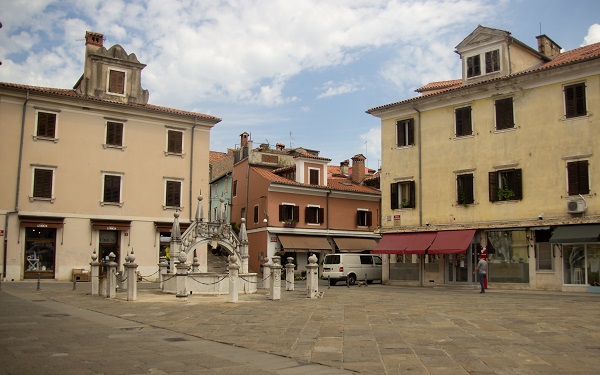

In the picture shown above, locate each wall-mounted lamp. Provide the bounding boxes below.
[263,210,269,223]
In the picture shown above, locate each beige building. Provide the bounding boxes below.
[0,31,220,281]
[368,26,600,292]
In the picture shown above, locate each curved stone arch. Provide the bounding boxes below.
[184,237,237,259]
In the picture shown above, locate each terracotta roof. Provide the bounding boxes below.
[367,41,600,113]
[209,151,229,163]
[252,167,380,195]
[0,82,222,122]
[292,149,331,162]
[415,80,462,92]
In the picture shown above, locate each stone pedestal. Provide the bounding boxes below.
[106,252,118,299]
[175,251,189,301]
[158,257,168,289]
[306,254,319,298]
[90,250,100,296]
[270,256,282,301]
[228,255,240,303]
[124,251,138,301]
[285,257,295,291]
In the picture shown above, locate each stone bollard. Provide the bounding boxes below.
[106,252,118,299]
[124,250,138,301]
[175,251,188,302]
[263,258,272,299]
[270,256,282,301]
[158,256,168,289]
[285,257,295,291]
[90,250,100,296]
[228,255,240,303]
[306,254,319,298]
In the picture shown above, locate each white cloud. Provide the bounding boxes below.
[582,24,600,46]
[317,80,360,99]
[360,127,382,170]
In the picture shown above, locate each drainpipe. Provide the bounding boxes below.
[3,91,29,278]
[326,190,331,230]
[413,104,424,287]
[507,38,513,75]
[189,119,197,221]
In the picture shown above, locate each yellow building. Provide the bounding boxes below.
[0,32,220,281]
[368,26,600,292]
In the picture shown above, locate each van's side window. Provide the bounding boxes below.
[360,255,373,265]
[374,256,382,266]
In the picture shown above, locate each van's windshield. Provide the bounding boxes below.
[323,255,340,264]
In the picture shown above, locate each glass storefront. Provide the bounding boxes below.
[390,254,420,281]
[563,244,600,285]
[486,230,529,283]
[24,227,56,279]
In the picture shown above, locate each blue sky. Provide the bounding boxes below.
[1,0,599,170]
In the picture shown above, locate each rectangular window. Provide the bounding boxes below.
[167,130,183,154]
[108,70,125,95]
[567,160,590,196]
[232,180,237,197]
[485,49,500,73]
[356,210,372,227]
[106,121,124,146]
[33,168,53,199]
[253,205,259,224]
[309,169,320,185]
[455,106,472,137]
[279,204,299,223]
[165,180,181,208]
[495,98,514,130]
[457,173,474,205]
[305,206,324,224]
[36,111,57,138]
[466,55,481,78]
[391,181,415,209]
[536,243,553,271]
[564,83,587,118]
[396,118,414,147]
[489,169,522,202]
[103,174,122,204]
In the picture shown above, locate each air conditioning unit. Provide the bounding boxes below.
[567,199,586,214]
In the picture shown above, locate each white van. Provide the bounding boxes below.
[321,253,382,285]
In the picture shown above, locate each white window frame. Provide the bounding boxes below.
[103,119,126,150]
[465,48,502,79]
[308,167,320,185]
[33,108,60,142]
[101,171,124,206]
[106,68,127,96]
[30,165,56,203]
[165,127,185,157]
[306,204,321,225]
[357,208,369,227]
[163,178,183,210]
[396,118,414,147]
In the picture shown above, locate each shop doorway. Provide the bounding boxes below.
[99,230,120,265]
[24,227,56,279]
[447,244,477,283]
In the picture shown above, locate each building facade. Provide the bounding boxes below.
[229,134,381,275]
[1,31,220,281]
[368,26,600,292]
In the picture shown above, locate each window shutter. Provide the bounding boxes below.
[578,161,590,194]
[514,169,523,200]
[366,211,373,227]
[409,181,416,208]
[168,130,183,153]
[465,174,474,204]
[495,98,513,130]
[567,162,578,195]
[489,171,499,202]
[304,207,310,223]
[293,206,299,222]
[390,183,398,209]
[278,205,284,221]
[318,208,324,224]
[356,211,361,226]
[408,119,414,145]
[396,121,402,146]
[104,175,121,203]
[575,84,586,116]
[37,112,56,138]
[33,169,53,198]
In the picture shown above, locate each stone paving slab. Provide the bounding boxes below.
[1,280,600,374]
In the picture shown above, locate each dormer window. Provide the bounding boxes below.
[466,48,500,79]
[309,168,320,185]
[108,69,125,95]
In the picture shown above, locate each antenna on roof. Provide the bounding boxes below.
[289,131,295,148]
[539,22,542,36]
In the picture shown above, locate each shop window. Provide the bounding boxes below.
[24,227,56,278]
[486,230,529,283]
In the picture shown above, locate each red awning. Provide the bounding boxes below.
[373,232,436,254]
[427,229,476,254]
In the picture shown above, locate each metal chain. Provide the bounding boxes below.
[188,274,228,285]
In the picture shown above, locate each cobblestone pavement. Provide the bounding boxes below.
[1,280,599,374]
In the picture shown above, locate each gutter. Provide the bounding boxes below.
[3,91,28,278]
[412,104,424,287]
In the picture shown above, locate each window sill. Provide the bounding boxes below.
[29,196,55,203]
[100,201,123,207]
[164,152,185,158]
[103,144,127,151]
[562,113,591,122]
[33,136,59,143]
[454,134,474,140]
[493,126,516,134]
[306,223,321,226]
[395,144,414,149]
[163,205,184,211]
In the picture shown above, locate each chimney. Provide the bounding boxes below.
[240,132,249,147]
[276,143,285,151]
[536,34,561,59]
[351,154,366,184]
[340,160,349,176]
[85,31,103,47]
